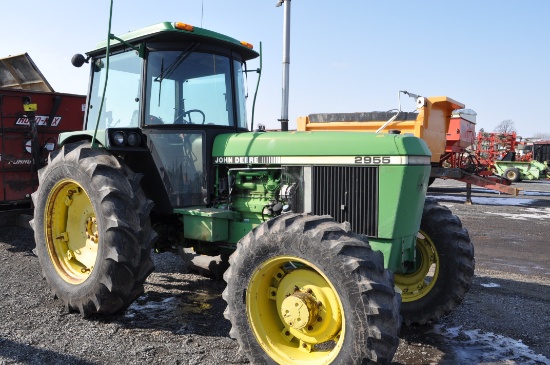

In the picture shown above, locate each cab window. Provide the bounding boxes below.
[87,50,142,130]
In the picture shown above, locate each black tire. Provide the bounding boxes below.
[223,213,401,364]
[503,167,521,182]
[30,142,155,317]
[395,197,475,325]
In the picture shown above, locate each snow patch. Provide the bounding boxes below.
[428,194,537,206]
[125,296,177,318]
[434,325,550,365]
[485,207,550,221]
[480,282,501,288]
[522,190,550,197]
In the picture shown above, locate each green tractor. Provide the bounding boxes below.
[30,21,474,364]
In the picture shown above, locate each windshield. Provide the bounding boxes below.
[146,50,247,128]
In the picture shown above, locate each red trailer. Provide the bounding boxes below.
[0,88,85,209]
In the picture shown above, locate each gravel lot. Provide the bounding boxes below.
[1,178,549,365]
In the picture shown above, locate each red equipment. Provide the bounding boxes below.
[0,88,85,207]
[474,131,517,168]
[441,111,477,170]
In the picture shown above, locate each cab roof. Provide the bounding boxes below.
[88,21,259,61]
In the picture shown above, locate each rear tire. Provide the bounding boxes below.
[394,198,474,325]
[223,213,401,364]
[30,142,155,316]
[503,167,521,182]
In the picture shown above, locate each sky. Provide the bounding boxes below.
[1,0,549,138]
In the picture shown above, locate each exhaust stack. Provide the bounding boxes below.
[276,0,291,131]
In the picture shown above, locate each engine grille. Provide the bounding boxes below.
[311,166,378,237]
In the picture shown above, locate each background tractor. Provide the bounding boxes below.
[475,133,550,182]
[31,20,473,364]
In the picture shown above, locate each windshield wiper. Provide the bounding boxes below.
[154,42,198,83]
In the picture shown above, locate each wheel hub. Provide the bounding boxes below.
[281,291,319,330]
[246,257,345,363]
[86,217,99,243]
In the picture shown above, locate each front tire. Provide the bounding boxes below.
[223,213,401,364]
[394,198,475,325]
[30,142,155,316]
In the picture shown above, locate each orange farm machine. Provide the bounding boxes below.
[297,92,519,196]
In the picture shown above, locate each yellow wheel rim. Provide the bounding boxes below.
[247,256,345,364]
[394,230,440,302]
[45,179,98,284]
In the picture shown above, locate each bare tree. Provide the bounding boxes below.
[494,119,516,134]
[533,132,550,140]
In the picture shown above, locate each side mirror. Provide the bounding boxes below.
[71,54,89,68]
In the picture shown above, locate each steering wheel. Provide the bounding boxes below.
[147,115,164,124]
[175,109,206,124]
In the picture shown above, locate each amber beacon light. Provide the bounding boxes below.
[174,22,194,31]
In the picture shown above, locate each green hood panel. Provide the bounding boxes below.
[58,130,106,147]
[213,131,431,159]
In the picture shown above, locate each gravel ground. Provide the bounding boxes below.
[1,178,549,365]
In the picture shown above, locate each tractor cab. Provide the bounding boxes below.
[69,22,259,212]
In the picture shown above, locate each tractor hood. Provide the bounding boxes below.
[212,131,431,165]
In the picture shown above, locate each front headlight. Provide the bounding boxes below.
[112,131,126,146]
[107,128,146,149]
[127,132,142,147]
